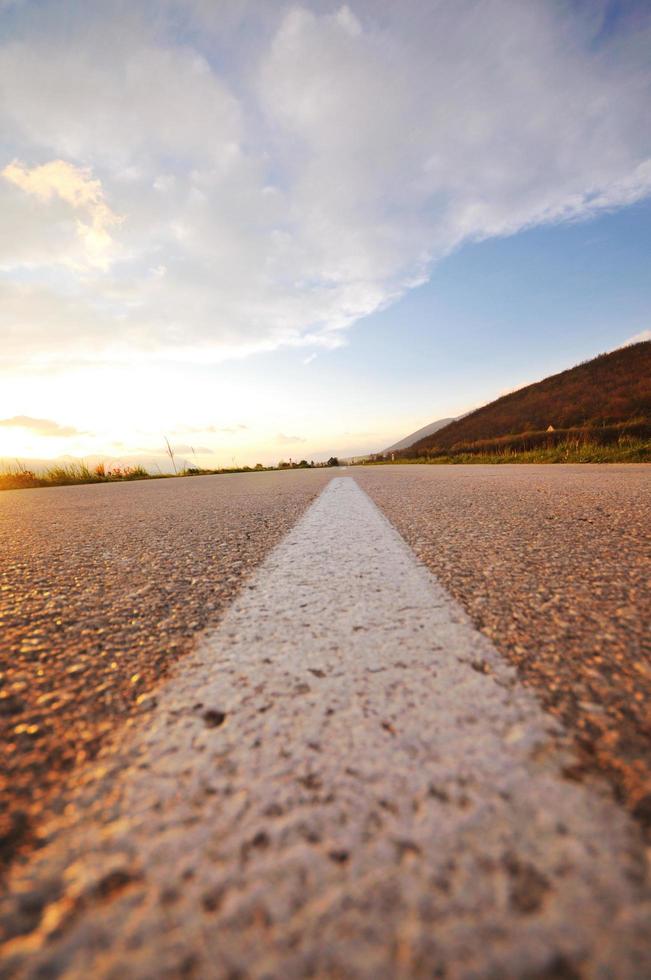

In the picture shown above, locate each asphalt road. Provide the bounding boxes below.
[1,463,650,973]
[353,464,651,832]
[0,470,332,878]
[2,476,648,978]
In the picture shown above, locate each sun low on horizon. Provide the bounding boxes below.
[1,0,651,469]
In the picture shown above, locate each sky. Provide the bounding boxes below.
[0,0,650,467]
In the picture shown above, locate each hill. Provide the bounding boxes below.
[383,417,456,453]
[404,341,651,456]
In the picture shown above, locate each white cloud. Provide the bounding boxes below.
[2,159,122,268]
[0,0,650,368]
[0,415,86,437]
[173,423,248,434]
[277,433,306,445]
[621,329,651,346]
[0,36,242,167]
[168,443,213,454]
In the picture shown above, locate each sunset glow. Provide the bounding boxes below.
[2,1,650,466]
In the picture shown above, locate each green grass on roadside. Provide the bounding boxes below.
[0,461,154,491]
[374,438,651,466]
[0,461,313,492]
[2,439,649,491]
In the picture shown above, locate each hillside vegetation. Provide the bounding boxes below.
[404,341,651,458]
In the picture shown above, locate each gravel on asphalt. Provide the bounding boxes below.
[0,470,332,879]
[353,464,651,835]
[2,477,649,978]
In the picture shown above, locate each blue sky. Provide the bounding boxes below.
[191,195,651,457]
[339,196,651,438]
[0,0,649,464]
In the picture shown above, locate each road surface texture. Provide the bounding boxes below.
[353,464,651,836]
[0,470,332,880]
[1,477,650,978]
[1,465,650,977]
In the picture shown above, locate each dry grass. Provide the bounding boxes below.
[0,460,313,492]
[375,438,651,466]
[0,461,152,491]
[410,341,651,455]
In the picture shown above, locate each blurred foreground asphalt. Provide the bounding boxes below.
[353,464,651,831]
[1,464,650,914]
[0,470,332,876]
[2,475,649,979]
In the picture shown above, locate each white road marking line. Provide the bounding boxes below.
[3,477,649,979]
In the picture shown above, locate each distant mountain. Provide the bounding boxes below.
[406,341,651,455]
[383,418,456,453]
